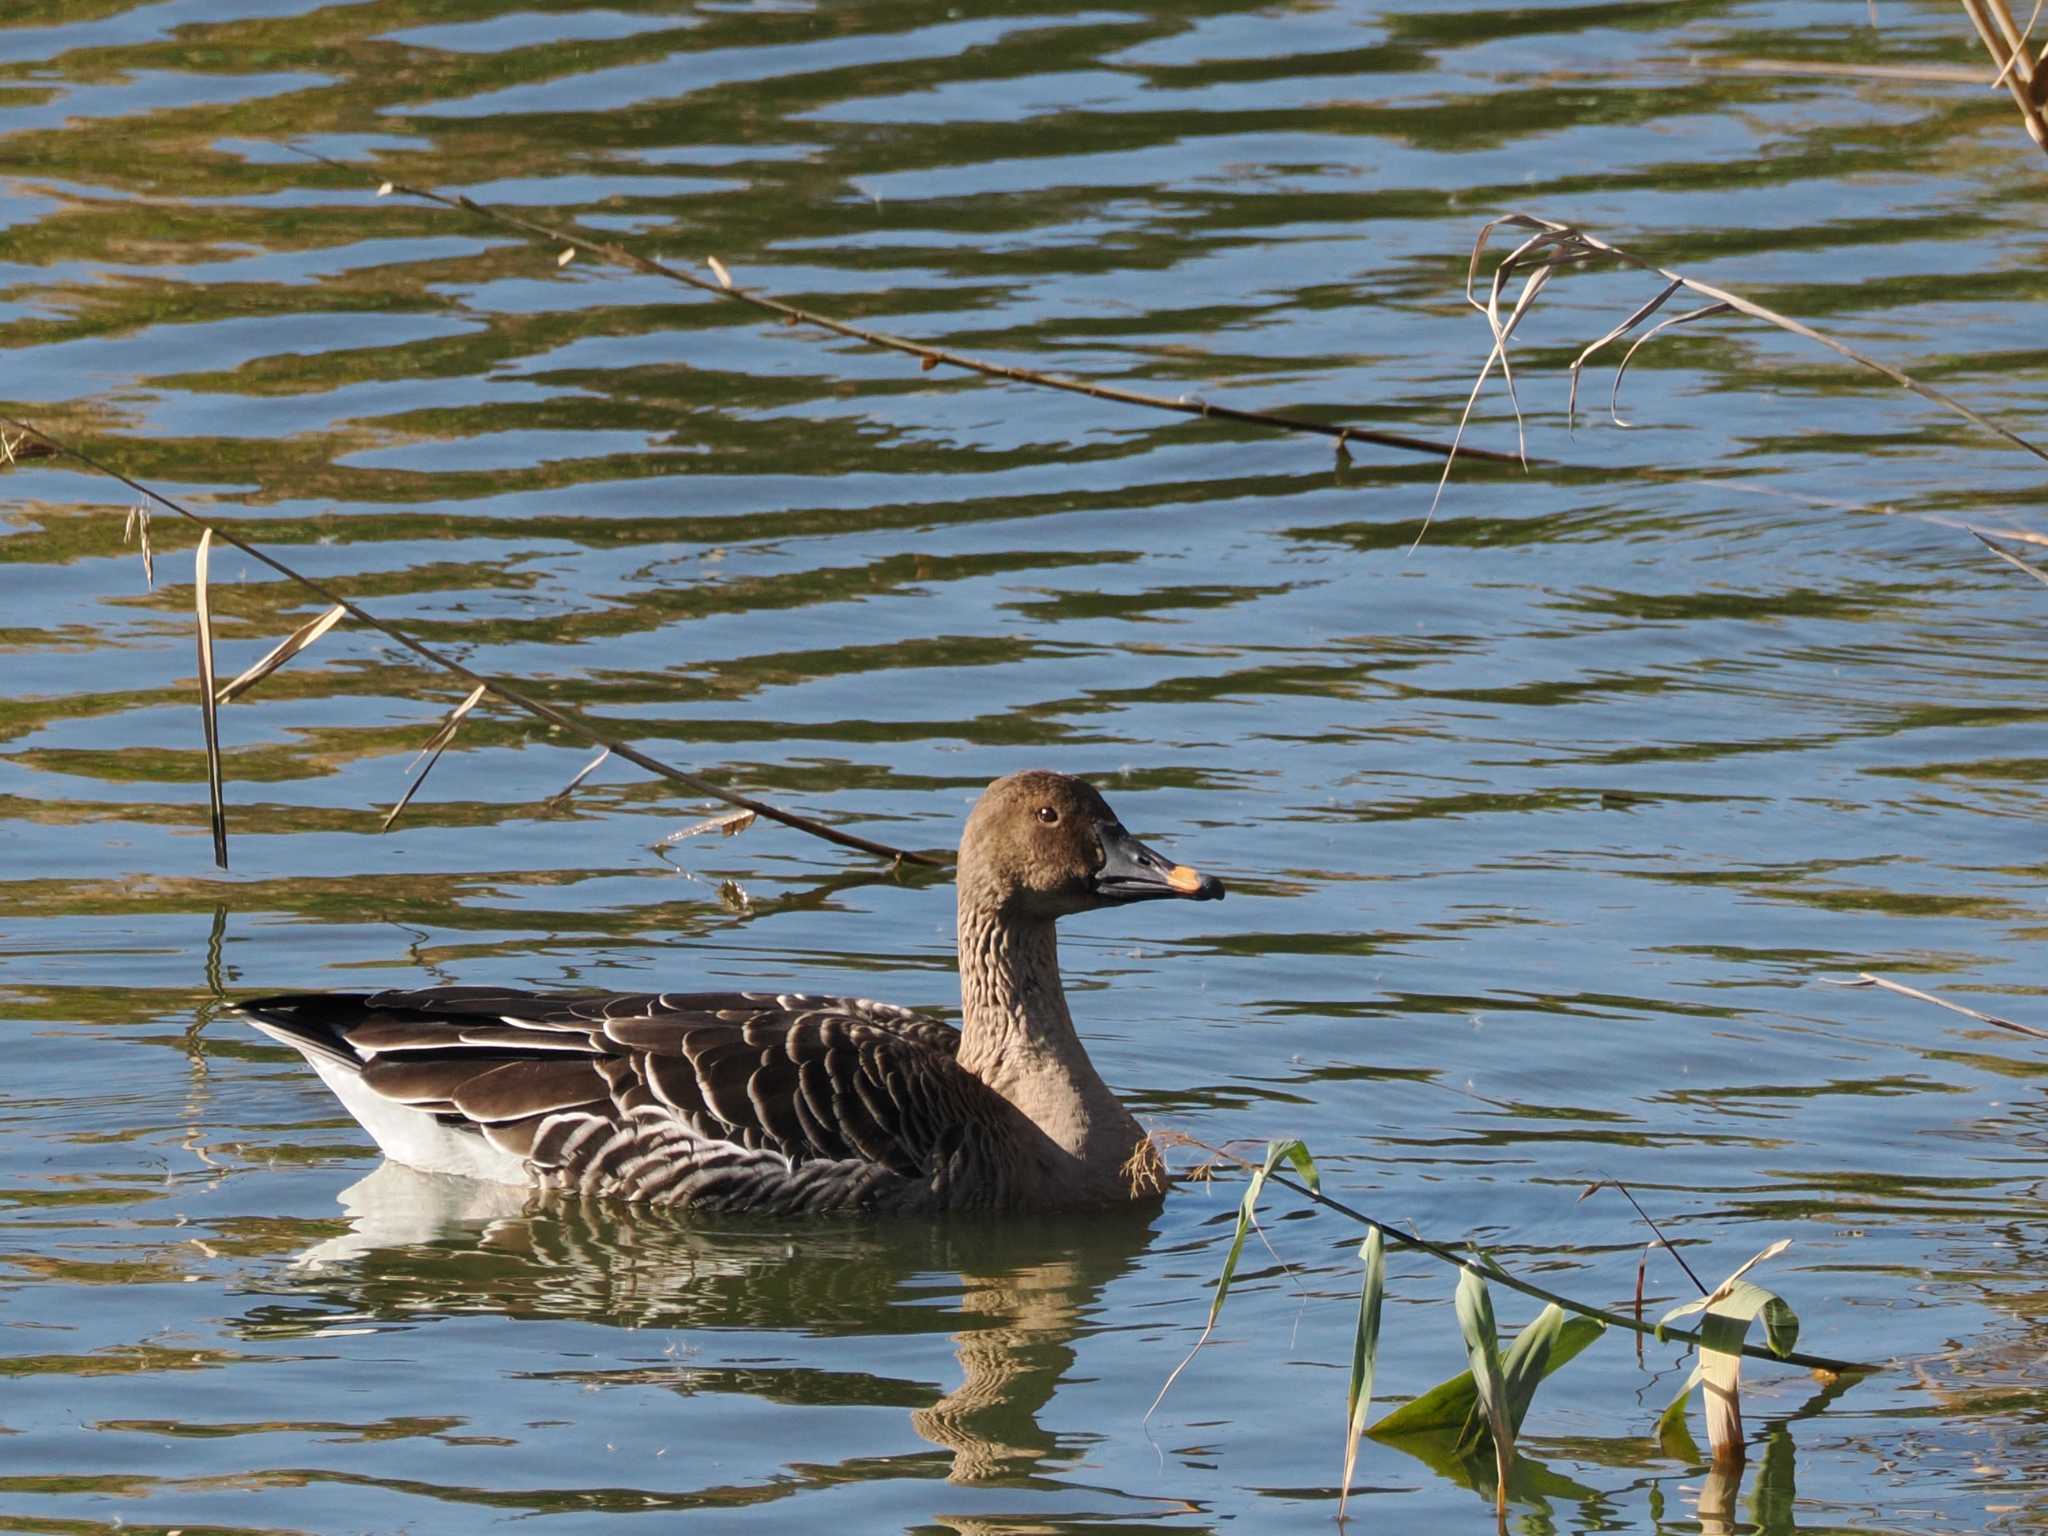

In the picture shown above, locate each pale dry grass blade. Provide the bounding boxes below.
[1823,971,2048,1039]
[653,809,759,849]
[1970,528,2048,590]
[216,603,345,704]
[545,746,611,807]
[1567,278,1682,432]
[1988,0,2047,88]
[382,684,487,832]
[1657,1241,1799,1466]
[1146,1140,1302,1422]
[1603,301,1735,426]
[1442,214,2048,514]
[193,531,228,870]
[124,506,155,591]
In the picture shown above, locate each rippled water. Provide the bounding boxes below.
[5,1,2048,1530]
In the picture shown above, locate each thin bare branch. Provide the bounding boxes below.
[4,415,942,868]
[284,145,1517,468]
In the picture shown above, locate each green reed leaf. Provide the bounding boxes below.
[1338,1225,1385,1518]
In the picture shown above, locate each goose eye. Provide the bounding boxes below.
[1035,806,1059,825]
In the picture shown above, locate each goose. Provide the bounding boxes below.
[239,770,1224,1215]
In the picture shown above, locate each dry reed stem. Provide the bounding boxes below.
[1432,214,2048,530]
[287,146,1519,468]
[192,531,228,869]
[1960,0,2048,153]
[1824,971,2048,1040]
[1579,1178,1707,1294]
[1988,0,2048,87]
[216,602,345,704]
[5,414,938,868]
[1970,528,2048,588]
[1705,57,1993,84]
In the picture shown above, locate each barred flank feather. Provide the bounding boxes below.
[238,987,1020,1215]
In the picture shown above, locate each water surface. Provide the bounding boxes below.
[4,1,2047,1530]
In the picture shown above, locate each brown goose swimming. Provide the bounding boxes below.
[239,771,1223,1215]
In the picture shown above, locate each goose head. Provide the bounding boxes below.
[958,770,1225,921]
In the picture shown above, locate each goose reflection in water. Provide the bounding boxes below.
[267,1162,1159,1490]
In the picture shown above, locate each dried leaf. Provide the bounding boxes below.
[557,247,576,267]
[216,603,345,704]
[193,531,228,869]
[376,181,394,197]
[382,683,487,832]
[708,255,733,289]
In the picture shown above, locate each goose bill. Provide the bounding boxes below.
[1092,823,1225,903]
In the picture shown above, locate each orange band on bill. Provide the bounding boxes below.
[1165,864,1206,893]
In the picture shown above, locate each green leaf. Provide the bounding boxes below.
[1652,1242,1798,1465]
[1271,1138,1321,1197]
[1371,1316,1606,1439]
[1500,1303,1567,1438]
[1455,1269,1509,1438]
[1656,1364,1706,1459]
[1338,1226,1385,1518]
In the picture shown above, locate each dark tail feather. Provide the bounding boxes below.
[236,993,378,1072]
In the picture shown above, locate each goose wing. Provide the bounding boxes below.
[239,986,990,1193]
